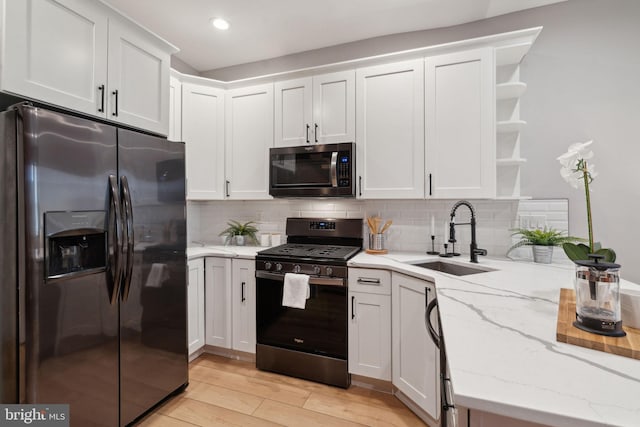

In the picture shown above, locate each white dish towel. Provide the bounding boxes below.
[282,273,311,309]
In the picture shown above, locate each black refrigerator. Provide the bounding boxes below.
[0,104,188,426]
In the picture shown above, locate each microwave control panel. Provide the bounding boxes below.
[337,153,351,187]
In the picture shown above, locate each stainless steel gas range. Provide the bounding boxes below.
[255,218,363,388]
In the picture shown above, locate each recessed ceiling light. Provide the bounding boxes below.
[211,18,230,30]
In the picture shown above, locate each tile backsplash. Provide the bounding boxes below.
[187,198,568,259]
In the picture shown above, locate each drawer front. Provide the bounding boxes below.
[348,268,391,295]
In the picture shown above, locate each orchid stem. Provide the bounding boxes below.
[583,166,594,253]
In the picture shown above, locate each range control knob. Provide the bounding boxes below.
[264,262,272,270]
[326,267,333,276]
[275,263,283,271]
[293,264,301,273]
[312,265,321,275]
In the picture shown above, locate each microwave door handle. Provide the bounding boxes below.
[330,152,338,187]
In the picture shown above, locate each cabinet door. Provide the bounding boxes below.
[231,260,256,353]
[107,16,170,135]
[348,291,391,380]
[182,82,225,200]
[187,258,205,355]
[392,273,440,420]
[168,74,182,142]
[312,70,355,144]
[205,257,232,348]
[274,78,313,147]
[2,0,108,116]
[356,60,425,199]
[225,84,274,199]
[425,48,495,199]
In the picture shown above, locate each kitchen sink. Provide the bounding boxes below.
[410,260,494,276]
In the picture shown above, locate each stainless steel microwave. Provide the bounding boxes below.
[269,143,355,197]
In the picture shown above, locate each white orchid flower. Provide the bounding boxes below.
[557,140,596,186]
[557,140,594,168]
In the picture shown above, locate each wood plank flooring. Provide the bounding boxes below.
[137,353,426,426]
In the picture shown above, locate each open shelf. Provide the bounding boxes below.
[496,158,527,166]
[497,120,527,133]
[495,42,533,66]
[496,82,527,100]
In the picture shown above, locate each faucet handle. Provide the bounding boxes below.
[474,248,488,256]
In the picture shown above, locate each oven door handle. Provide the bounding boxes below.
[330,151,338,187]
[256,270,345,287]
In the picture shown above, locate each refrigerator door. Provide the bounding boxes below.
[19,106,120,426]
[0,109,18,403]
[117,129,187,426]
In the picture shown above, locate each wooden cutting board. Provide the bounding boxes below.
[556,288,640,360]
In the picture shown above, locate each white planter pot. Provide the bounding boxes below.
[532,245,553,264]
[234,235,245,246]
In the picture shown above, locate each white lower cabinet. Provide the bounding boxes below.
[392,272,440,421]
[348,268,391,380]
[187,258,205,355]
[231,259,256,353]
[204,257,256,354]
[204,257,232,348]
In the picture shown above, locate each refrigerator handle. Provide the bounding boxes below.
[120,175,135,302]
[108,175,124,304]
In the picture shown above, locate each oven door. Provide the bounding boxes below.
[256,271,347,359]
[269,143,355,197]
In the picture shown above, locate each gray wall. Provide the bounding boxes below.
[202,0,640,283]
[171,56,200,76]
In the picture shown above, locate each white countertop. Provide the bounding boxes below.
[349,252,640,427]
[188,245,640,426]
[187,244,262,260]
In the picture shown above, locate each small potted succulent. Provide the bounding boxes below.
[219,220,259,246]
[507,227,583,264]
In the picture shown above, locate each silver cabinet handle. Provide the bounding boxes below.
[306,124,310,143]
[225,180,230,197]
[357,277,381,285]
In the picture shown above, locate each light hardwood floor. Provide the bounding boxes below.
[137,353,427,426]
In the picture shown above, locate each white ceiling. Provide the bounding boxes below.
[104,0,565,72]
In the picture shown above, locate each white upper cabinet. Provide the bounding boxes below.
[168,74,182,141]
[182,81,225,200]
[1,0,108,116]
[274,70,355,147]
[0,0,176,135]
[312,71,355,144]
[225,83,274,199]
[425,48,496,199]
[274,78,313,146]
[356,60,425,199]
[107,15,171,135]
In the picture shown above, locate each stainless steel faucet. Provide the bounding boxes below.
[449,200,487,263]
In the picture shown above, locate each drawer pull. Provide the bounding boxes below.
[357,277,381,285]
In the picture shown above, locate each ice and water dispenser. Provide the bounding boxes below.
[45,211,107,280]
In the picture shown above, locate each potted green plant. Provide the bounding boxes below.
[507,227,583,264]
[219,220,259,246]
